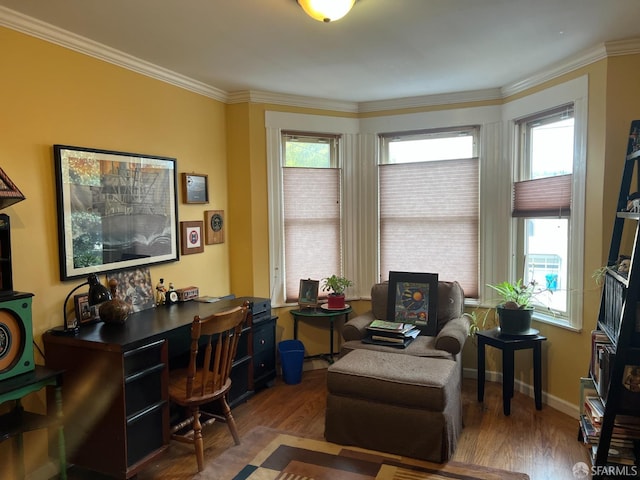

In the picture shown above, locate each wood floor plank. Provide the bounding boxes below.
[66,369,591,480]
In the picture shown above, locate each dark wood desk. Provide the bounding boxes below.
[0,366,65,480]
[476,328,547,416]
[43,296,274,479]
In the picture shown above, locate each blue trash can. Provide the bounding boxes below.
[278,339,305,385]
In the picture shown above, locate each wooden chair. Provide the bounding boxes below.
[168,301,249,472]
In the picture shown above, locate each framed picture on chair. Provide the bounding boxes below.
[387,271,438,335]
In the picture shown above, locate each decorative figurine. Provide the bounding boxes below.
[155,278,167,305]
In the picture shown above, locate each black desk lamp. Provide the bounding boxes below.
[52,273,111,335]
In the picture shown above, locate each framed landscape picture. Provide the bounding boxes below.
[387,271,438,335]
[54,145,179,280]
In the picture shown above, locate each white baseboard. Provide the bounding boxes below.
[463,367,579,419]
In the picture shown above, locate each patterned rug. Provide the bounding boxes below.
[194,426,530,480]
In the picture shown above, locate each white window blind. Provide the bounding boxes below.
[379,158,479,297]
[283,167,341,302]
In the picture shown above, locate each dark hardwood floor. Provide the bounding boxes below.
[66,368,591,480]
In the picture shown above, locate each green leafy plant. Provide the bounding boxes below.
[487,279,549,309]
[321,275,353,296]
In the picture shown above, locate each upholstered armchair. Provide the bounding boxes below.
[340,280,469,359]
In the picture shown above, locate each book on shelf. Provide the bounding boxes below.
[585,396,605,424]
[591,445,637,466]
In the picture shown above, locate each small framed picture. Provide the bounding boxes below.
[387,271,438,335]
[181,220,205,255]
[298,279,319,309]
[74,293,100,325]
[182,173,209,204]
[205,210,224,244]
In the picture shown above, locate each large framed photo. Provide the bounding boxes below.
[54,145,179,280]
[387,271,438,335]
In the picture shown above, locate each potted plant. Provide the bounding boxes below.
[487,279,549,336]
[321,275,353,309]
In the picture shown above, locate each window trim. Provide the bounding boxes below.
[265,112,360,307]
[501,76,587,331]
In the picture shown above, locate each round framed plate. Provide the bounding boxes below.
[497,327,540,337]
[320,303,350,311]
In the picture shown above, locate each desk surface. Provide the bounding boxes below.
[44,297,266,353]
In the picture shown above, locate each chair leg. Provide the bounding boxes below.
[220,397,241,445]
[191,406,204,472]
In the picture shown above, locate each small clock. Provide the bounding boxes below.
[166,289,179,305]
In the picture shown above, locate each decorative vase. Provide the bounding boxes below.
[327,293,345,309]
[99,278,131,325]
[497,305,533,336]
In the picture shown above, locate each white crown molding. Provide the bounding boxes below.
[604,37,640,56]
[501,42,610,98]
[3,5,640,113]
[227,90,359,113]
[0,6,227,102]
[357,88,503,113]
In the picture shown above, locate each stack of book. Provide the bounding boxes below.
[579,377,640,465]
[363,319,420,348]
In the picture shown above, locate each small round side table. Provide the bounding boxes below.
[290,306,352,363]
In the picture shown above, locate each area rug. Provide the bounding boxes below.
[194,426,529,480]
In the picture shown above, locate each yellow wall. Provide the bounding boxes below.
[3,18,640,476]
[235,58,640,411]
[1,26,229,476]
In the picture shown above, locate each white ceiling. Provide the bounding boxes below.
[2,0,640,104]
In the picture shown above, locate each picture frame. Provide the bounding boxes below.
[204,210,224,244]
[74,293,100,325]
[181,220,205,255]
[387,271,438,336]
[182,173,209,204]
[106,267,156,313]
[54,145,179,281]
[298,279,319,309]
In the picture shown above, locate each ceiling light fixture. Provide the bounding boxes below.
[297,0,356,23]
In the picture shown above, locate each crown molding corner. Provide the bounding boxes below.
[227,90,359,113]
[357,88,503,113]
[501,43,608,98]
[0,6,228,102]
[604,37,640,56]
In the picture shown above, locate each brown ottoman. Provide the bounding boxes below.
[324,348,462,462]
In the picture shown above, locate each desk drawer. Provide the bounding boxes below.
[126,402,165,467]
[124,340,165,376]
[253,322,275,355]
[253,348,275,381]
[125,364,164,416]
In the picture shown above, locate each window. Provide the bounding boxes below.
[515,106,574,317]
[282,132,342,302]
[379,127,480,297]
